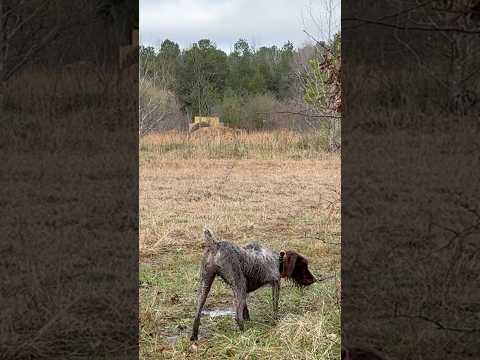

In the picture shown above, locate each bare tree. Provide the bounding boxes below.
[297,0,341,151]
[1,1,56,82]
[140,51,162,137]
[344,0,480,115]
[422,1,480,114]
[139,49,184,137]
[0,1,100,82]
[139,88,166,137]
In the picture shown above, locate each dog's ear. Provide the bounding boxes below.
[296,257,316,285]
[282,251,298,277]
[283,251,316,286]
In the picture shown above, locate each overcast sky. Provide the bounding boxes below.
[140,0,340,52]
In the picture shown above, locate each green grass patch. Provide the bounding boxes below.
[140,253,340,359]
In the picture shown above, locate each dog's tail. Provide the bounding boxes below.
[203,227,218,246]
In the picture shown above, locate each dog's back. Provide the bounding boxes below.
[201,229,279,292]
[241,243,279,291]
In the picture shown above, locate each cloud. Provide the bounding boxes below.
[140,0,340,52]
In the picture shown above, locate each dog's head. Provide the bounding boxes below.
[280,251,316,286]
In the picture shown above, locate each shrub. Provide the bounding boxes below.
[218,94,243,128]
[217,93,277,130]
[243,94,276,130]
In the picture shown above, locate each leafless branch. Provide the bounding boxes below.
[343,16,480,34]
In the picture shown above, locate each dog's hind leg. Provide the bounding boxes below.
[243,303,250,321]
[190,271,215,341]
[232,278,247,331]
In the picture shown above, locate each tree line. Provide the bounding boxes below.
[139,35,341,135]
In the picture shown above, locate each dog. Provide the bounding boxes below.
[190,228,316,341]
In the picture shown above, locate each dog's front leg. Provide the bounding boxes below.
[243,303,250,321]
[235,295,246,331]
[272,280,280,320]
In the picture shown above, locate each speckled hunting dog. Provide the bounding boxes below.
[190,228,316,341]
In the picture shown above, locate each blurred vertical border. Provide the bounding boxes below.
[342,1,480,359]
[1,1,139,358]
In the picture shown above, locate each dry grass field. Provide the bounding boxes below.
[139,131,341,359]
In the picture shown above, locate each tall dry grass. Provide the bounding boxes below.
[2,65,138,358]
[140,127,333,160]
[4,64,117,113]
[2,64,137,153]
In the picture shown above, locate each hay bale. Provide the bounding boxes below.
[193,116,220,126]
[189,122,211,133]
